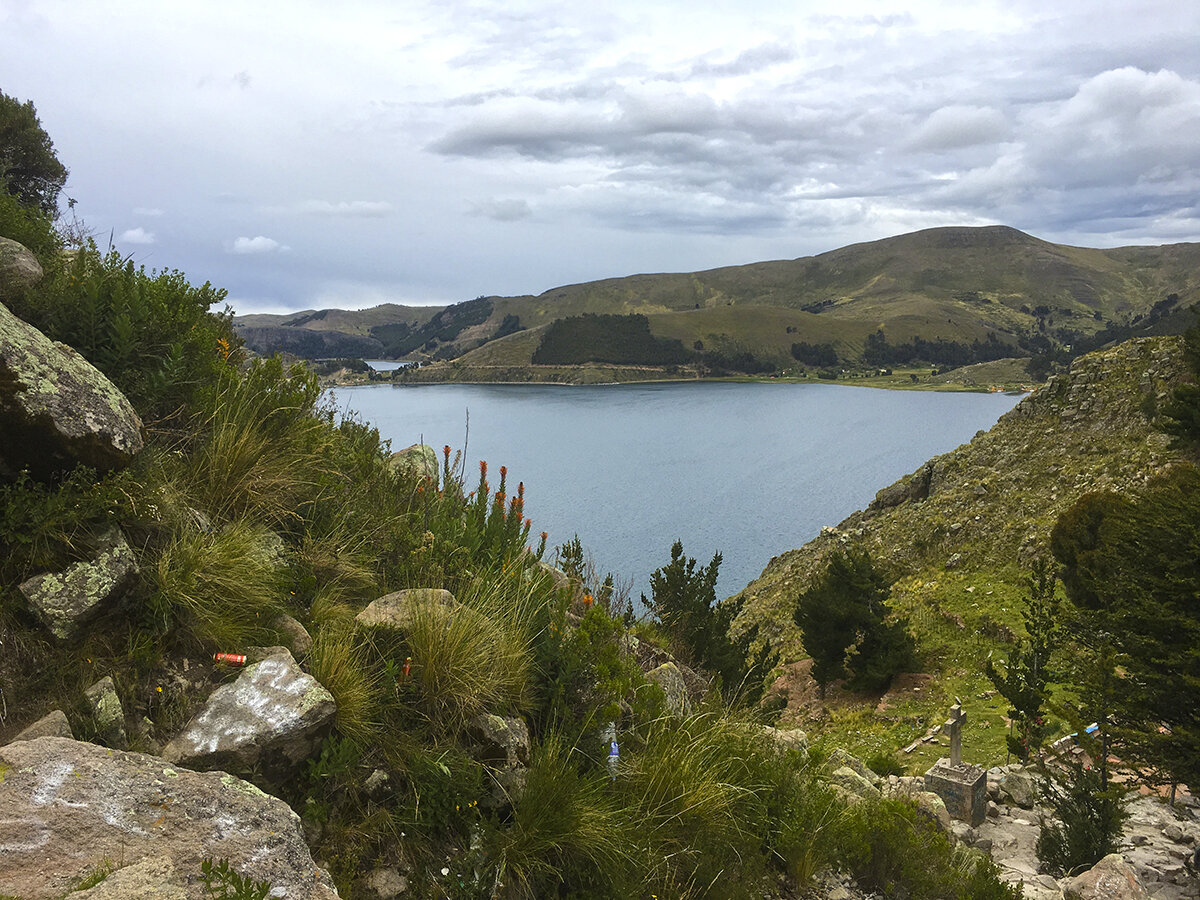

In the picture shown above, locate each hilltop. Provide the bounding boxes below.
[236,226,1200,379]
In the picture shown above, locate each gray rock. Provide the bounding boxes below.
[356,588,457,632]
[69,858,188,900]
[831,766,881,800]
[1063,853,1149,899]
[272,612,313,657]
[0,236,43,302]
[1001,768,1039,809]
[761,725,808,755]
[0,736,337,900]
[829,748,881,788]
[911,790,953,831]
[469,713,531,806]
[1164,823,1184,843]
[18,526,139,642]
[361,866,409,898]
[0,299,144,477]
[162,648,336,779]
[13,709,73,742]
[388,442,438,482]
[84,676,127,749]
[469,713,531,769]
[646,661,691,716]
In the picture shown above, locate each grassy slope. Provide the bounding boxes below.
[730,336,1188,768]
[235,303,442,336]
[233,227,1200,364]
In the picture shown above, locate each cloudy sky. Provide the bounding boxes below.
[2,0,1198,315]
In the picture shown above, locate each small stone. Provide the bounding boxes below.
[12,709,73,742]
[84,676,127,749]
[1164,823,1184,842]
[272,613,313,657]
[361,867,409,899]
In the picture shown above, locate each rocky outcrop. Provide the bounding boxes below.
[18,526,138,642]
[356,587,458,631]
[162,648,335,780]
[0,300,144,477]
[68,858,188,900]
[388,442,438,482]
[0,736,338,899]
[0,237,43,302]
[1063,853,1150,899]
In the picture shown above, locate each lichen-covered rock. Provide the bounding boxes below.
[388,442,437,482]
[84,676,127,749]
[356,588,457,632]
[0,736,338,900]
[762,725,808,755]
[830,765,881,800]
[0,299,144,477]
[647,662,692,717]
[828,748,881,788]
[12,709,74,742]
[469,712,532,805]
[18,526,138,642]
[162,648,335,779]
[0,236,43,302]
[1063,853,1149,900]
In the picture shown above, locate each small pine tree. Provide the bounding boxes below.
[984,558,1062,761]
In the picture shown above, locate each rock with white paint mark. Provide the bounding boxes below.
[0,736,338,900]
[162,648,335,780]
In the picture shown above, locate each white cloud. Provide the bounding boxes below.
[228,235,289,254]
[267,199,394,217]
[906,105,1009,151]
[132,206,164,217]
[118,227,155,244]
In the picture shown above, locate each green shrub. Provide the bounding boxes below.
[1036,757,1128,877]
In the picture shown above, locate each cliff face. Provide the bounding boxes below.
[731,336,1187,660]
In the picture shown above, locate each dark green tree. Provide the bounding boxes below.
[0,91,68,216]
[1159,321,1200,447]
[793,549,914,696]
[643,540,771,699]
[984,558,1062,761]
[1051,467,1200,794]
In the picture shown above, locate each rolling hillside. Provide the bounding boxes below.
[235,226,1200,372]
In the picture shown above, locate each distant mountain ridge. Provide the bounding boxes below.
[234,226,1200,372]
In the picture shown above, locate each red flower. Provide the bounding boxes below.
[499,465,507,479]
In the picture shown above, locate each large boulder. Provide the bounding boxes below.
[162,648,335,780]
[0,299,144,477]
[0,236,43,302]
[18,526,139,642]
[0,736,338,899]
[356,588,458,632]
[1000,767,1039,809]
[388,442,438,482]
[1063,853,1149,900]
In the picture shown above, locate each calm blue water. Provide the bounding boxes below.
[326,382,1023,603]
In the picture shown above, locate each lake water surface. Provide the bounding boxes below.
[327,382,1023,603]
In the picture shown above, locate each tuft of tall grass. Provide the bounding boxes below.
[308,621,379,744]
[489,734,636,899]
[402,575,540,735]
[151,519,285,650]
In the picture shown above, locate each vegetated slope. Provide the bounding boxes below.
[235,303,442,357]
[729,336,1187,762]
[236,227,1200,371]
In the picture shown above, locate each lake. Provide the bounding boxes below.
[325,382,1024,604]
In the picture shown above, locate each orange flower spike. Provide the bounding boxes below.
[524,518,531,529]
[499,465,507,479]
[584,594,594,607]
[517,482,524,499]
[541,532,548,542]
[443,445,451,459]
[479,460,487,478]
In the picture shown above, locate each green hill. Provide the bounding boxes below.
[236,226,1200,377]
